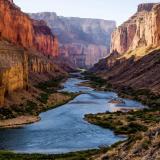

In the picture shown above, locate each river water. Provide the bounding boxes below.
[0,77,145,154]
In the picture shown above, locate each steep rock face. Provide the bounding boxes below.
[91,3,160,94]
[30,12,116,67]
[0,1,67,107]
[32,20,59,56]
[0,0,59,57]
[0,41,28,106]
[111,3,160,55]
[59,43,108,67]
[28,50,67,85]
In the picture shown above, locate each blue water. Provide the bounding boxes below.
[0,78,145,154]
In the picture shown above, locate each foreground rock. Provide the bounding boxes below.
[85,111,160,160]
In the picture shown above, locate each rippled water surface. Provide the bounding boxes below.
[0,77,145,154]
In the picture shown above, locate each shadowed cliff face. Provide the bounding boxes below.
[29,12,116,68]
[0,0,59,57]
[91,3,160,94]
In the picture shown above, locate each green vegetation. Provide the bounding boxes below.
[1,73,159,159]
[0,101,38,119]
[118,88,160,109]
[0,76,78,120]
[85,112,148,135]
[85,73,160,109]
[0,149,108,160]
[0,107,16,120]
[84,73,113,91]
[40,92,80,113]
[36,76,65,93]
[141,139,151,149]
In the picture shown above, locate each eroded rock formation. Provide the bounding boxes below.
[0,0,59,57]
[0,41,28,105]
[91,3,160,94]
[59,43,108,67]
[30,12,116,68]
[0,0,67,107]
[111,3,160,55]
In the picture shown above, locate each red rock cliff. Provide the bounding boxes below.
[91,3,160,94]
[111,3,160,54]
[0,0,59,57]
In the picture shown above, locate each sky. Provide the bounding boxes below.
[14,0,160,26]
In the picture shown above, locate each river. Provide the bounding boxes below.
[0,77,145,154]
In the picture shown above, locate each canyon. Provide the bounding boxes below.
[88,4,160,159]
[0,1,160,160]
[0,0,67,108]
[30,12,116,68]
[91,3,160,94]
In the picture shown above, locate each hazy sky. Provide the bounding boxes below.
[14,0,159,26]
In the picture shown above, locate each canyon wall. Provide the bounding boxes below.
[59,43,108,68]
[30,12,116,68]
[91,3,160,94]
[0,0,67,106]
[0,0,59,57]
[0,41,28,105]
[111,3,160,55]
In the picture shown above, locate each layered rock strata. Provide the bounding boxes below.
[0,0,66,107]
[0,0,59,57]
[91,3,160,94]
[30,12,116,67]
[111,3,160,55]
[0,41,28,106]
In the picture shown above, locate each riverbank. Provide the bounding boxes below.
[0,74,159,160]
[85,112,160,160]
[0,76,79,128]
[83,73,160,109]
[0,76,125,160]
[82,73,160,159]
[0,149,108,160]
[0,116,40,128]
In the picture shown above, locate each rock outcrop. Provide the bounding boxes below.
[0,0,59,57]
[0,0,67,107]
[91,3,160,94]
[0,41,28,106]
[32,20,59,56]
[59,43,108,68]
[30,12,116,67]
[111,3,160,55]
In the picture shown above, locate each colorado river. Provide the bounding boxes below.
[0,77,145,154]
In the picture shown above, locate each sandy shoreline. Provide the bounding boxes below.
[0,116,40,128]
